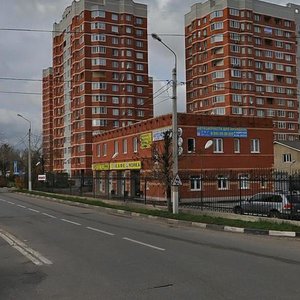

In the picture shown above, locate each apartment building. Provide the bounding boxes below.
[43,0,153,176]
[185,0,300,142]
[42,67,54,173]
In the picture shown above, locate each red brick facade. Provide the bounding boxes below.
[185,1,299,142]
[42,68,53,173]
[92,113,274,200]
[43,0,153,176]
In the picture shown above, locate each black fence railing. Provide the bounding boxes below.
[33,171,300,220]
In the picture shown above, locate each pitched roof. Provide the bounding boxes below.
[274,140,300,152]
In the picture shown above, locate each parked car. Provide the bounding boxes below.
[233,192,300,218]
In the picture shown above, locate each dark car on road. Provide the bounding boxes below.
[233,192,300,219]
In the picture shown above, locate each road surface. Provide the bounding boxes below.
[1,192,300,299]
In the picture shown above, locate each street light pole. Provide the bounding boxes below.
[152,33,178,214]
[17,114,32,191]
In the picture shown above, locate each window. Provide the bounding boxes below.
[92,119,107,127]
[114,141,119,155]
[136,29,143,36]
[232,107,243,115]
[230,20,240,29]
[283,153,292,163]
[229,8,239,16]
[187,138,195,153]
[234,139,240,153]
[91,10,105,18]
[112,13,118,21]
[213,138,223,153]
[91,58,106,66]
[135,17,143,24]
[91,34,105,42]
[103,143,107,156]
[91,22,105,30]
[123,139,127,154]
[96,144,101,157]
[112,96,119,104]
[92,95,106,102]
[112,109,119,116]
[266,73,274,81]
[133,137,138,153]
[112,37,119,44]
[190,176,202,191]
[211,22,223,30]
[92,107,107,114]
[136,64,144,71]
[92,82,106,90]
[211,34,223,43]
[92,46,106,54]
[111,25,118,33]
[112,85,119,92]
[251,139,260,153]
[136,52,144,59]
[239,174,249,189]
[210,10,223,19]
[212,71,225,79]
[217,175,228,190]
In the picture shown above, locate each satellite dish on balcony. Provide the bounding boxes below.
[204,140,213,150]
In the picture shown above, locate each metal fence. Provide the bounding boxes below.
[33,171,300,219]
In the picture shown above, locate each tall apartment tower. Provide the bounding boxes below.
[42,67,54,173]
[43,0,153,176]
[185,0,300,141]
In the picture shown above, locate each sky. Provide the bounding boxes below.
[0,0,293,148]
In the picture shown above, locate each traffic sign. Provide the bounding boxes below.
[172,174,182,186]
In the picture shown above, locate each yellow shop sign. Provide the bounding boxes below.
[92,163,110,171]
[110,161,141,170]
[140,132,152,149]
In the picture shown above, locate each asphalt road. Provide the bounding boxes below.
[1,192,300,300]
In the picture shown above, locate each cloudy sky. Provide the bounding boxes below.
[0,0,291,147]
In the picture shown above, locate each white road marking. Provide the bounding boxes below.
[7,201,15,205]
[86,226,115,236]
[42,213,56,219]
[0,230,52,265]
[0,198,7,202]
[61,218,81,226]
[28,208,40,213]
[17,204,26,208]
[123,237,165,251]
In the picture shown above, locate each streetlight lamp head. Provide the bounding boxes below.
[17,113,22,117]
[151,33,162,42]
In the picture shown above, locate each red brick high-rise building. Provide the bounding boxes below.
[185,0,300,142]
[42,67,54,173]
[43,0,153,176]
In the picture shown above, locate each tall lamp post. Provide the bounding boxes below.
[152,33,178,214]
[17,114,32,191]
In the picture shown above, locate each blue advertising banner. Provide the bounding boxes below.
[197,126,248,138]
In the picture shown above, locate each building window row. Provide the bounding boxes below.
[190,174,250,191]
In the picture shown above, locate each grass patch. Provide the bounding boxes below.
[16,190,300,233]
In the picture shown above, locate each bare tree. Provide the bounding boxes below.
[151,130,173,212]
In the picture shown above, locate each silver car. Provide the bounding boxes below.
[233,192,300,218]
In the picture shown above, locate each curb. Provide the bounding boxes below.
[15,192,300,239]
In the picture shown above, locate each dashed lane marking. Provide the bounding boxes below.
[123,237,165,251]
[17,204,26,208]
[86,226,115,236]
[28,208,40,213]
[61,218,81,226]
[42,213,57,219]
